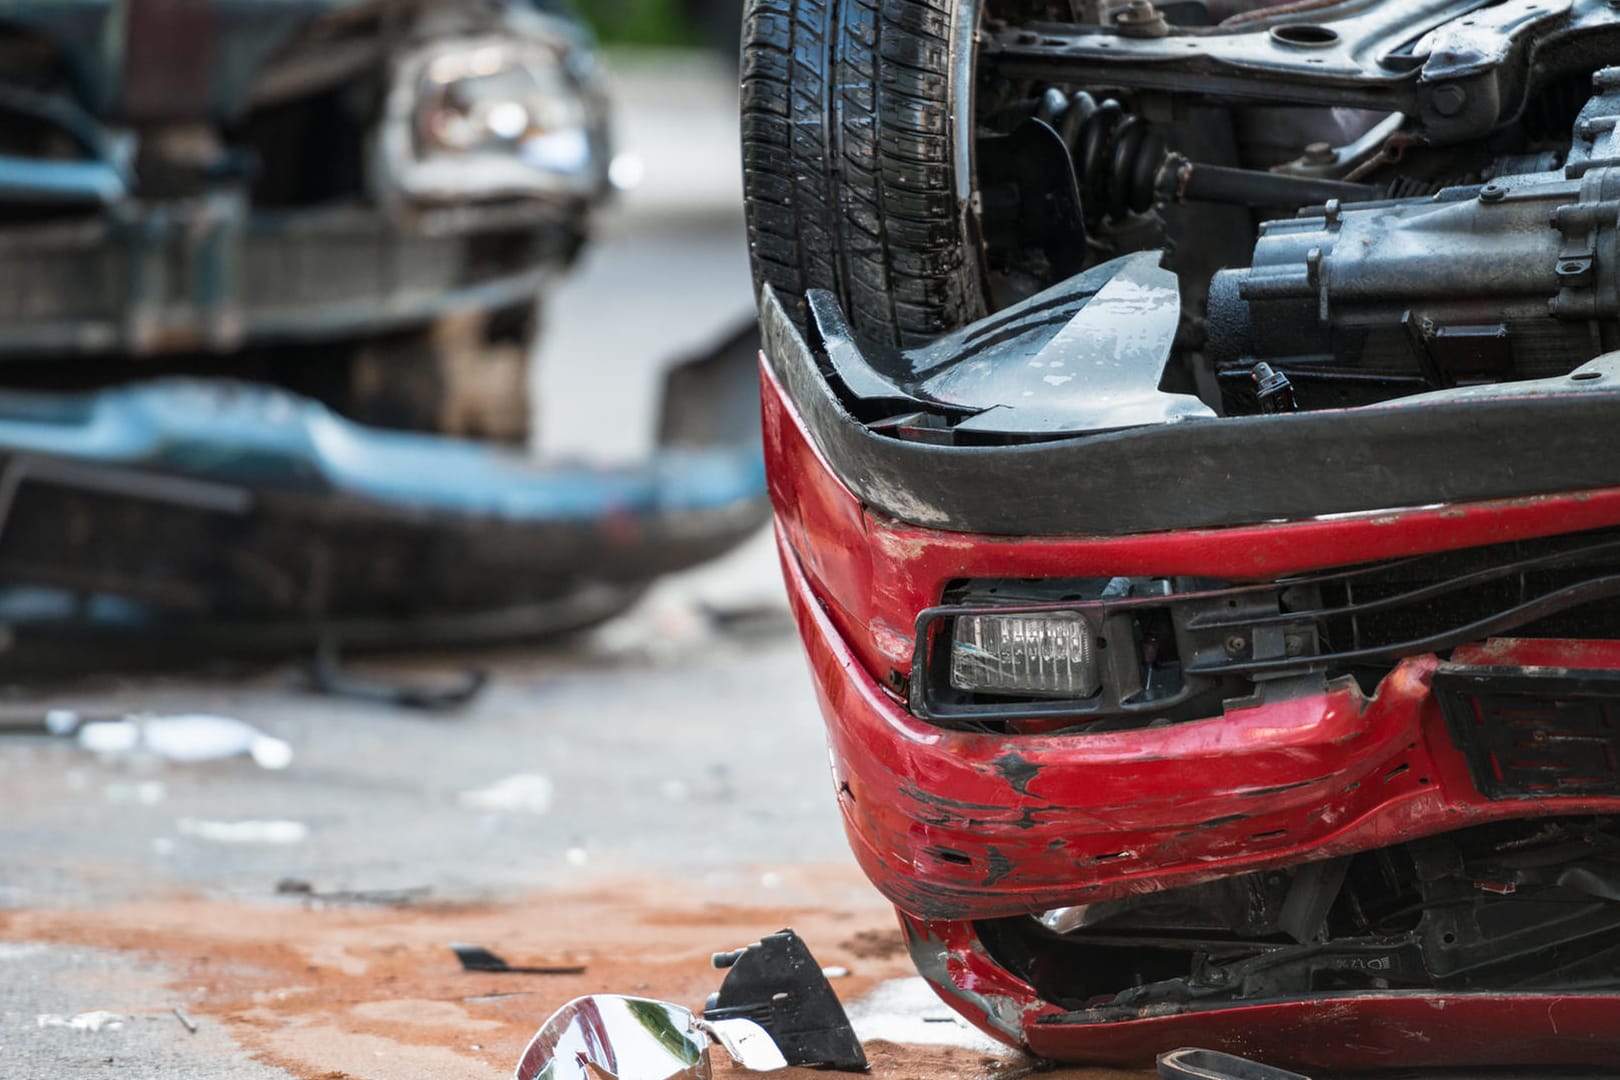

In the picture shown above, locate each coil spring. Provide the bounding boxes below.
[1035,89,1166,224]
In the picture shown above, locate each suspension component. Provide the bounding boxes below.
[1161,153,1385,208]
[1035,91,1381,224]
[1042,91,1165,224]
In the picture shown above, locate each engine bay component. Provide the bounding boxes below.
[1208,74,1620,406]
[811,251,1213,437]
[798,66,1620,434]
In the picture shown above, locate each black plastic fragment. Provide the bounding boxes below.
[703,929,867,1071]
[450,943,586,976]
[310,637,488,711]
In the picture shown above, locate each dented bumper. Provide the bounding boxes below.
[762,286,1620,921]
[0,335,766,659]
[764,298,1620,1066]
[900,913,1620,1071]
[783,531,1620,919]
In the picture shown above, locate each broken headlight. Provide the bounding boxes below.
[912,577,1260,728]
[948,612,1100,699]
[375,20,609,207]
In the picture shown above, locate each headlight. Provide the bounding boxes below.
[375,21,608,207]
[948,612,1100,698]
[910,577,1194,725]
[910,575,1321,728]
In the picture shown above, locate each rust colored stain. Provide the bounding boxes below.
[2,867,1141,1080]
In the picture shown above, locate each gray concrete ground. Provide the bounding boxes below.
[3,47,802,902]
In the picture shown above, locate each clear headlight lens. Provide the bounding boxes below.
[948,612,1100,699]
[376,26,607,206]
[415,42,592,173]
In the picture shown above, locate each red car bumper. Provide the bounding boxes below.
[762,340,1620,1066]
[902,910,1620,1072]
[767,339,1620,917]
[781,525,1620,917]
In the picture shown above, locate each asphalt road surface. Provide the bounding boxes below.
[0,52,1139,1080]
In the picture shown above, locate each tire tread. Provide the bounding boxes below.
[741,0,984,347]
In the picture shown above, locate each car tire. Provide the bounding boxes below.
[740,0,988,349]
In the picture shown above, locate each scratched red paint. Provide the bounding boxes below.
[761,356,1620,1066]
[895,915,1620,1070]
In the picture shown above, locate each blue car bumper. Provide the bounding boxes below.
[0,332,767,656]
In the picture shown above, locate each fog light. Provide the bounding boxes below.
[949,612,1100,698]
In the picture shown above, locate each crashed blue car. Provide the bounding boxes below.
[0,0,765,656]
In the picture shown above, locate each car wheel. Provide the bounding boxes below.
[740,0,989,349]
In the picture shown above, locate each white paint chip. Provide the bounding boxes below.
[37,1011,125,1032]
[176,818,309,845]
[460,774,554,815]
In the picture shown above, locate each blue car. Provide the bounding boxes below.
[0,0,765,655]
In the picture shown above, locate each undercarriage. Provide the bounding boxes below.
[752,0,1620,437]
[982,817,1620,1016]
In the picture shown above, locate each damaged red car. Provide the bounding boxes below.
[743,0,1620,1070]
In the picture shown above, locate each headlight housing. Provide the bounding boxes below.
[375,19,609,207]
[948,611,1101,699]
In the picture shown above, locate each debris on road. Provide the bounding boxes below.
[844,978,1013,1054]
[274,879,433,907]
[175,819,308,845]
[308,637,489,711]
[460,774,554,816]
[36,1011,125,1032]
[172,1006,199,1034]
[704,929,867,1071]
[450,943,586,976]
[52,711,292,770]
[515,993,786,1080]
[700,600,795,640]
[1158,1047,1309,1080]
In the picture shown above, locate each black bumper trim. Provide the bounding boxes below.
[760,287,1620,537]
[1436,663,1620,800]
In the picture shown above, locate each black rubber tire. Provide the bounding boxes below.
[740,0,987,349]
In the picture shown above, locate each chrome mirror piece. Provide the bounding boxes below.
[515,995,785,1080]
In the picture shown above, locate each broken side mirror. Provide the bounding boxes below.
[515,994,787,1080]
